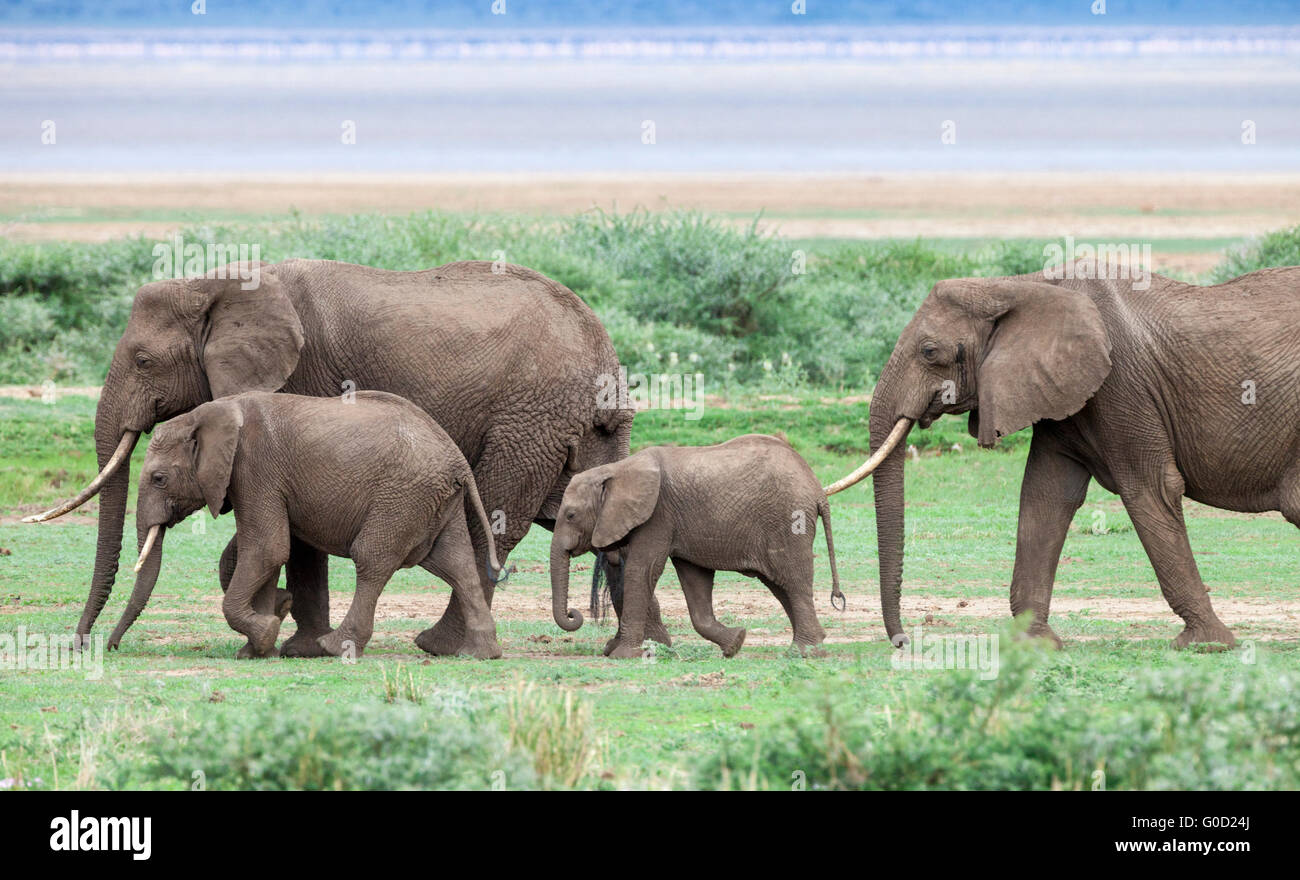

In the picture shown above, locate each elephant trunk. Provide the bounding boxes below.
[74,396,140,647]
[107,522,167,650]
[550,539,583,632]
[869,375,911,648]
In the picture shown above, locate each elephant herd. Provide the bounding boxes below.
[24,257,1300,657]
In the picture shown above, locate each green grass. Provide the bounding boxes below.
[1,393,1296,790]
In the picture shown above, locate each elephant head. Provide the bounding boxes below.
[25,267,302,646]
[550,454,661,632]
[106,399,244,649]
[825,277,1112,646]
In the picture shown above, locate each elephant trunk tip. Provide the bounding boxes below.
[890,631,910,649]
[557,608,583,632]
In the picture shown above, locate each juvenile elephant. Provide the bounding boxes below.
[826,262,1300,649]
[26,258,670,657]
[109,391,507,659]
[551,435,844,658]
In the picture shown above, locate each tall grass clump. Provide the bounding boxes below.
[505,681,603,789]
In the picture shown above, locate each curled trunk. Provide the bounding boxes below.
[550,540,583,631]
[107,523,167,650]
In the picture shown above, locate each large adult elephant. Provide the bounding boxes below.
[27,258,670,657]
[826,264,1300,649]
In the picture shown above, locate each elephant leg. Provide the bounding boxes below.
[1120,465,1235,648]
[1008,432,1092,649]
[416,513,502,660]
[221,534,295,654]
[673,558,745,657]
[317,558,396,661]
[281,538,333,658]
[416,444,547,655]
[225,519,290,659]
[605,551,666,660]
[761,572,826,656]
[603,555,671,655]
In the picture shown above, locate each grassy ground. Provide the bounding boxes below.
[2,392,1297,789]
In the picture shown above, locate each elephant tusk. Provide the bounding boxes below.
[134,524,161,573]
[822,418,912,496]
[22,431,139,523]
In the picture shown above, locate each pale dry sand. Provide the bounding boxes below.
[4,172,1300,275]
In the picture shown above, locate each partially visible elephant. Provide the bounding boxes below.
[27,258,670,656]
[111,392,506,659]
[551,435,844,658]
[826,263,1300,649]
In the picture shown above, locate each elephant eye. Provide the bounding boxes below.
[565,510,575,520]
[135,353,153,369]
[151,471,167,488]
[921,344,939,362]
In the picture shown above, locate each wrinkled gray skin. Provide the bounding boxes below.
[841,265,1300,649]
[44,259,670,657]
[110,392,506,659]
[551,435,843,658]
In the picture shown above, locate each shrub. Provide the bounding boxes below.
[136,699,538,791]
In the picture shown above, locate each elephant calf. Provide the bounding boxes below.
[550,434,844,658]
[110,391,507,659]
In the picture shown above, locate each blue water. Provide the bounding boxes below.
[2,15,1299,172]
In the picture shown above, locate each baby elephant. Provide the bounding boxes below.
[110,391,506,659]
[550,434,843,658]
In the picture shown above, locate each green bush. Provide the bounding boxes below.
[134,699,539,791]
[692,634,1300,790]
[1,214,1294,389]
[1210,225,1300,282]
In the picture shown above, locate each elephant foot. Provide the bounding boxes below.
[281,627,334,658]
[794,639,828,659]
[414,623,464,656]
[235,614,282,658]
[606,639,651,660]
[235,641,279,660]
[1173,621,1236,650]
[317,629,365,659]
[602,635,620,657]
[645,618,672,647]
[1020,621,1064,650]
[457,629,503,660]
[720,627,747,658]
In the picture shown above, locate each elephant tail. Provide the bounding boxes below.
[464,472,510,585]
[819,497,845,611]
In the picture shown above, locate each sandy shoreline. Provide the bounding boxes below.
[4,172,1299,274]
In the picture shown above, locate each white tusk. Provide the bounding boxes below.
[823,418,913,496]
[134,524,161,573]
[23,431,139,523]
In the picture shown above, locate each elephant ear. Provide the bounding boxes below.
[972,280,1112,448]
[199,272,304,398]
[190,401,244,517]
[592,455,662,548]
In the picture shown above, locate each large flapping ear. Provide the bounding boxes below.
[198,271,304,398]
[591,455,662,548]
[959,279,1112,447]
[190,400,244,517]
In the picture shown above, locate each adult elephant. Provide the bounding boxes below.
[27,258,670,657]
[826,264,1300,649]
